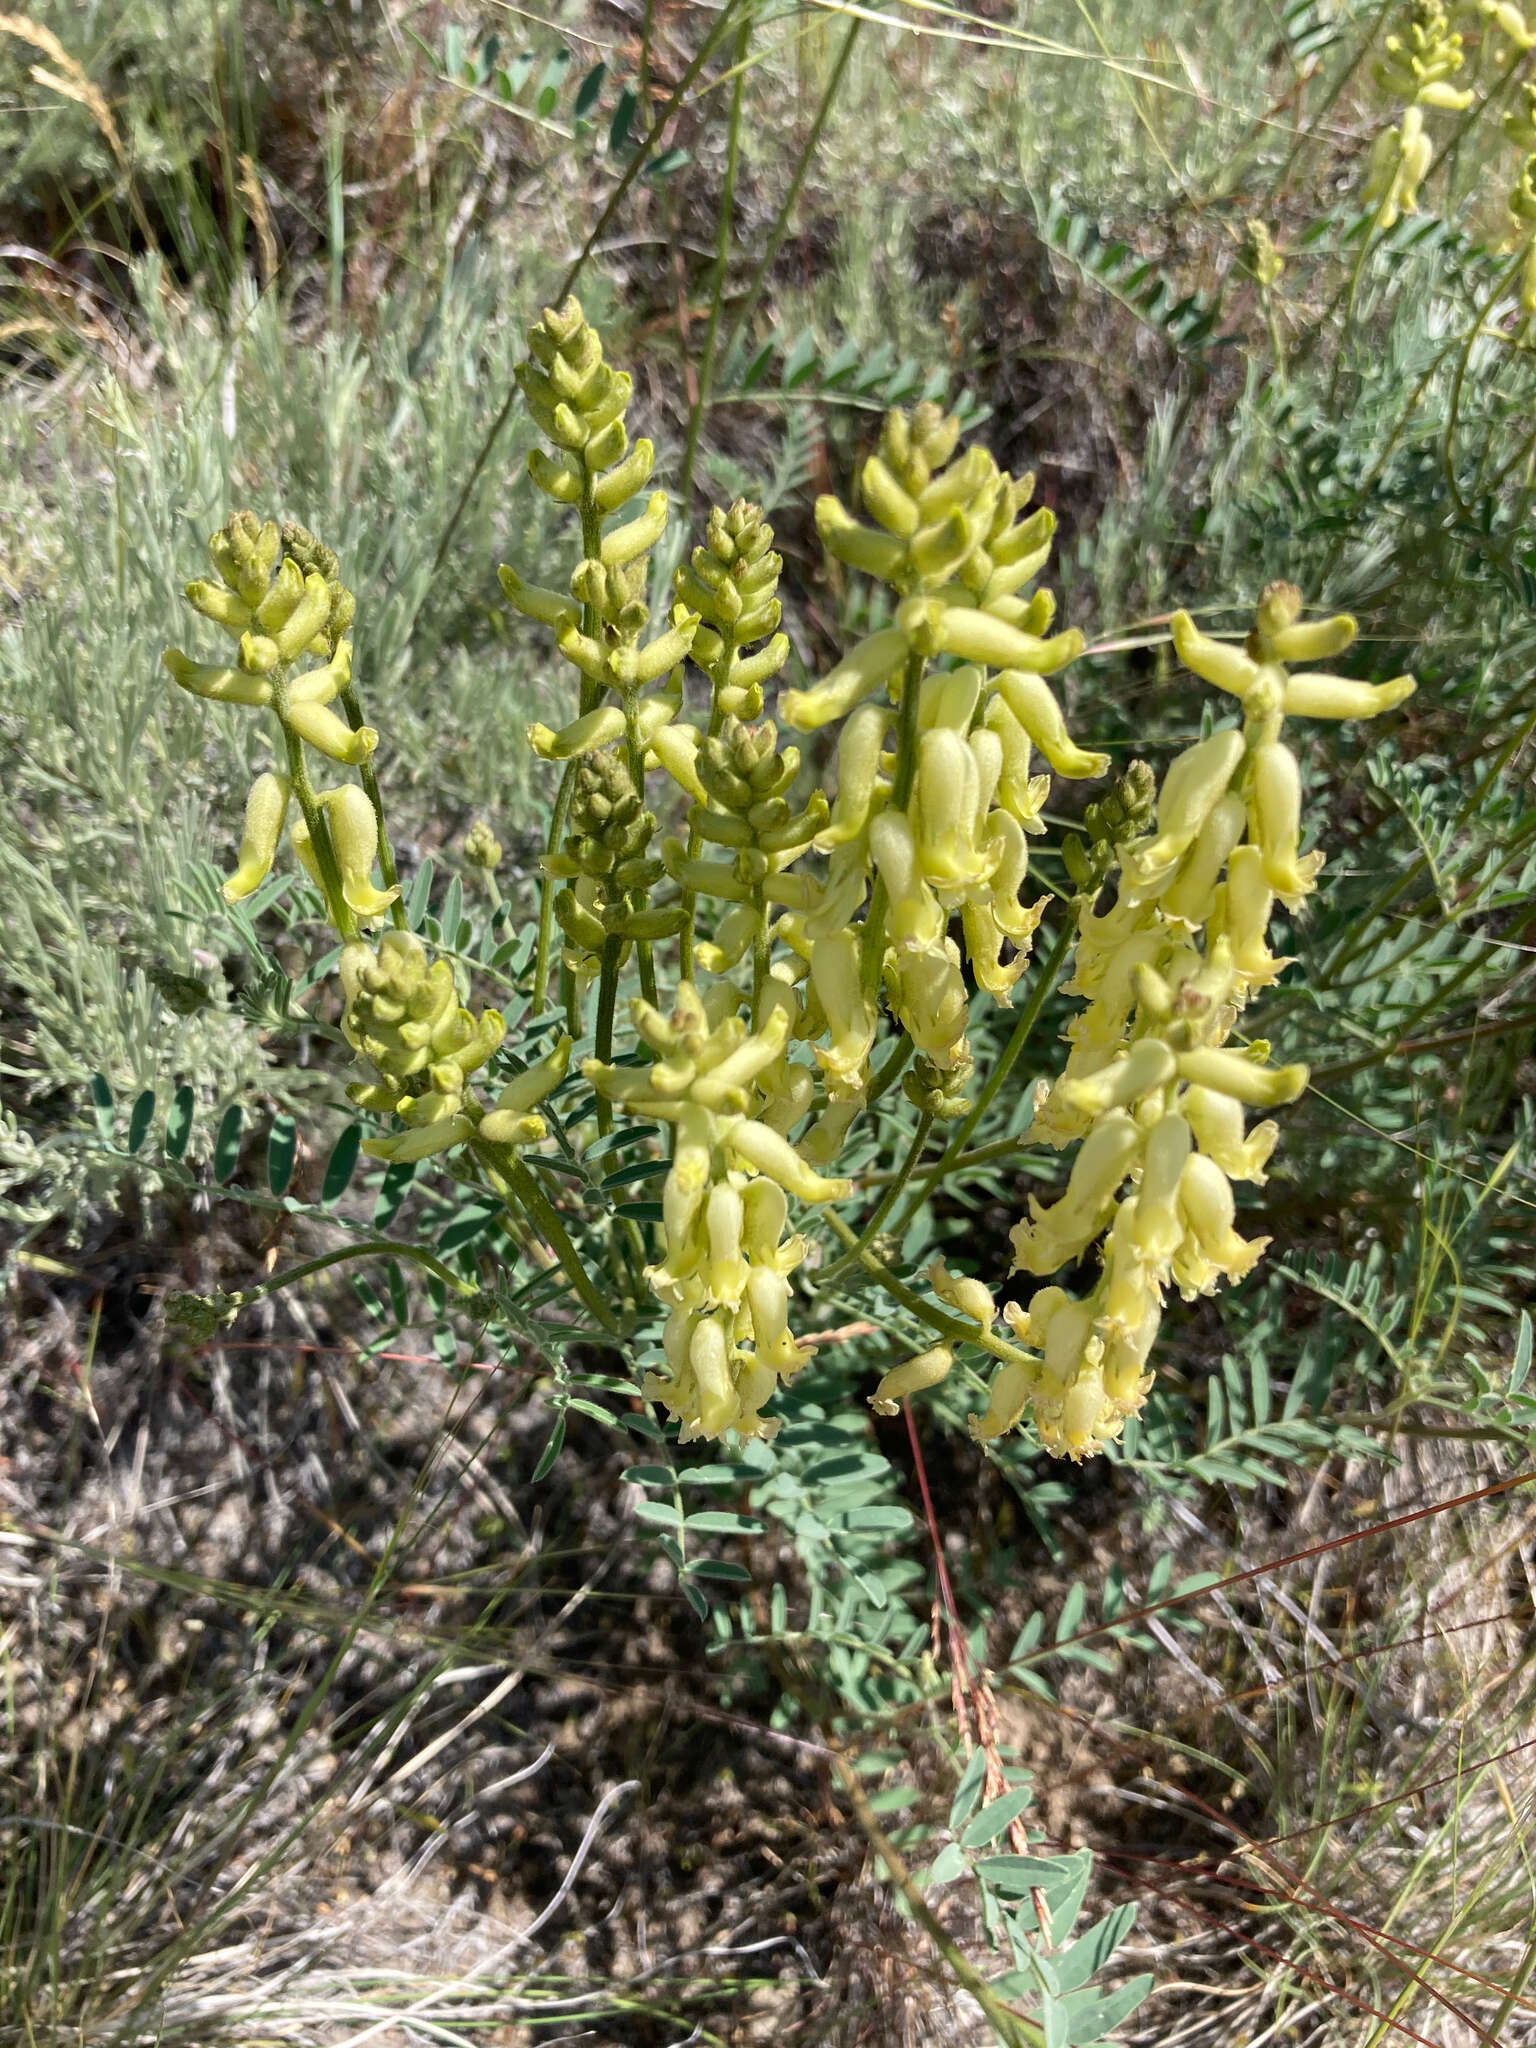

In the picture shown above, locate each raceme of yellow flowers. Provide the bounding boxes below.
[163,301,1416,1460]
[1363,0,1536,302]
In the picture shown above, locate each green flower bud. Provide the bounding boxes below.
[463,818,502,871]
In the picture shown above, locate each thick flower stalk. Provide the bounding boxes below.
[545,750,676,983]
[667,499,798,987]
[500,296,700,1018]
[956,584,1416,1460]
[665,715,825,1003]
[585,983,851,1441]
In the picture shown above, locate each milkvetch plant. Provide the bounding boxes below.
[162,298,1417,1464]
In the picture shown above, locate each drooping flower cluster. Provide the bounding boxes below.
[959,585,1415,1459]
[785,402,1101,1080]
[165,515,565,1173]
[1364,0,1473,229]
[501,298,697,786]
[585,984,851,1440]
[164,513,390,930]
[340,931,509,1162]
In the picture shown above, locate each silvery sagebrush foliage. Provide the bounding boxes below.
[161,297,1417,1464]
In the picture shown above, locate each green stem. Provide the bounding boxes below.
[858,1131,1040,1185]
[533,758,582,1013]
[680,2,753,512]
[1260,284,1287,391]
[486,1147,626,1339]
[680,632,739,984]
[864,1032,915,1107]
[1441,250,1527,525]
[751,888,770,1024]
[818,1212,1036,1371]
[888,919,1071,1243]
[594,935,622,1139]
[720,16,861,370]
[819,1112,932,1284]
[272,687,358,942]
[219,1235,481,1312]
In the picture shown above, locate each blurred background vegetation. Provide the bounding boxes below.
[2,1,1534,2043]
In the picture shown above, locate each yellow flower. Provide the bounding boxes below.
[223,772,291,902]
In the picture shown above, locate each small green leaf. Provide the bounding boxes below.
[535,48,570,116]
[1009,1611,1045,1662]
[686,1558,751,1582]
[782,327,819,389]
[682,1578,709,1619]
[1053,1902,1138,1996]
[126,1089,156,1156]
[739,335,776,392]
[622,1465,675,1488]
[437,1201,501,1254]
[573,58,606,118]
[948,1746,989,1833]
[267,1113,297,1197]
[1512,1310,1532,1396]
[837,1505,911,1534]
[973,1851,1085,1900]
[1060,1973,1154,2044]
[532,1411,566,1481]
[89,1072,114,1143]
[406,858,435,927]
[387,1259,410,1325]
[684,1510,764,1537]
[353,1276,385,1320]
[322,1123,363,1205]
[164,1083,195,1162]
[1055,1581,1087,1644]
[634,1499,684,1529]
[608,83,637,152]
[642,145,690,181]
[214,1104,244,1182]
[927,1840,967,1885]
[959,1785,1035,1849]
[374,1160,416,1229]
[1041,1987,1068,2048]
[601,1157,669,1188]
